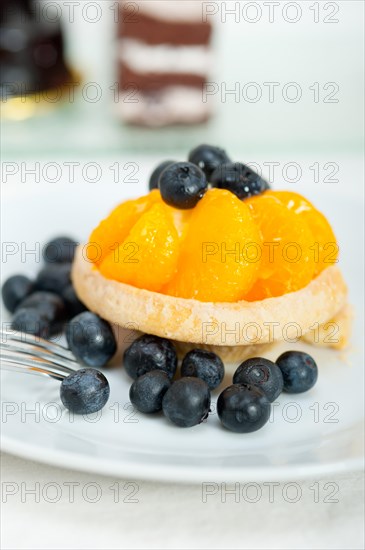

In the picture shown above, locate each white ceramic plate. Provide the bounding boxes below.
[1,160,364,483]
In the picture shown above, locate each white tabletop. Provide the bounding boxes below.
[1,451,363,550]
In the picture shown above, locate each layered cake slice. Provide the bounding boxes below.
[117,0,213,126]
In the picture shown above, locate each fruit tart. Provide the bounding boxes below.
[72,145,350,362]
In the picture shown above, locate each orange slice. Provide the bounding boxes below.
[244,194,316,300]
[88,190,160,266]
[99,202,179,292]
[164,188,262,302]
[267,191,338,275]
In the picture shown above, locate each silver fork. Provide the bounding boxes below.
[0,329,78,382]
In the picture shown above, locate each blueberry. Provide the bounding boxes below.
[43,236,78,264]
[17,291,66,334]
[210,162,269,199]
[149,160,176,190]
[188,144,231,180]
[18,291,65,318]
[181,349,224,390]
[276,351,318,393]
[60,368,110,414]
[159,162,207,209]
[162,377,211,428]
[217,384,271,433]
[123,334,177,380]
[129,370,171,413]
[62,284,87,318]
[36,263,71,295]
[12,308,51,339]
[66,312,117,368]
[233,357,283,402]
[2,275,34,313]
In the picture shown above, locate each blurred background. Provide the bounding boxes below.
[1,0,364,158]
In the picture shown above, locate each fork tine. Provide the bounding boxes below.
[0,359,66,382]
[1,350,74,377]
[0,329,75,361]
[1,340,77,370]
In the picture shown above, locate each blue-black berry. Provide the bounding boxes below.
[62,284,87,318]
[129,370,171,413]
[123,334,177,380]
[60,368,110,414]
[233,357,283,402]
[66,312,117,368]
[276,351,318,393]
[181,349,224,390]
[43,236,78,264]
[210,162,269,199]
[217,384,271,433]
[19,291,66,318]
[188,144,231,180]
[12,308,51,339]
[2,275,34,313]
[36,263,72,296]
[12,291,66,336]
[162,377,211,428]
[159,162,207,209]
[149,160,176,190]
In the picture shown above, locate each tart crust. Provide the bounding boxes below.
[72,246,349,356]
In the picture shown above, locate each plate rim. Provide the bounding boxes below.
[2,430,364,484]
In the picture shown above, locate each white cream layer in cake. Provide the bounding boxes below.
[117,86,212,126]
[118,39,212,76]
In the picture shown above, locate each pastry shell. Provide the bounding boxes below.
[72,246,350,361]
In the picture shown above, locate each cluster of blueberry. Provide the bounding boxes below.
[149,144,270,209]
[2,237,117,416]
[2,237,84,338]
[123,335,318,432]
[2,238,119,367]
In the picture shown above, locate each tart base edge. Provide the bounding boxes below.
[72,246,349,351]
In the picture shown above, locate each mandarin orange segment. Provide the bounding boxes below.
[164,188,262,302]
[267,191,338,276]
[99,202,179,292]
[89,190,161,265]
[244,194,315,301]
[91,186,337,302]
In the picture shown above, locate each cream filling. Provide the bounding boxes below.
[119,39,211,76]
[116,86,212,125]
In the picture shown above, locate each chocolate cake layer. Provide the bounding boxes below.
[119,62,206,93]
[119,5,212,46]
